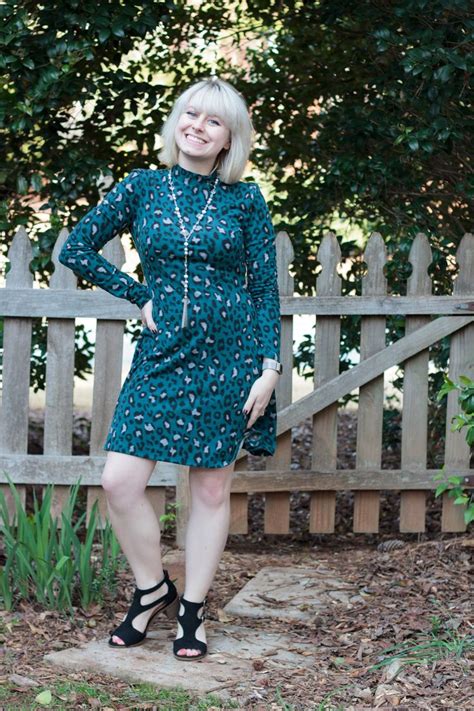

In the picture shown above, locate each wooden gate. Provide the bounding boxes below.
[233,231,473,536]
[1,227,473,541]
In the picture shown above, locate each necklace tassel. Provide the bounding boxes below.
[181,295,189,329]
[168,168,219,332]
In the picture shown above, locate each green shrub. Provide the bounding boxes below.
[434,375,474,525]
[0,473,125,612]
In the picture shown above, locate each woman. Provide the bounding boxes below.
[58,77,282,661]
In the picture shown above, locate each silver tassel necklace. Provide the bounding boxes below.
[168,167,220,328]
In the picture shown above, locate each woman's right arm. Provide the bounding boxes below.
[57,168,151,308]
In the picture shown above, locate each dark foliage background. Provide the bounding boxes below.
[1,0,472,457]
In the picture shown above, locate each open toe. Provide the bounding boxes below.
[108,570,179,648]
[173,596,208,661]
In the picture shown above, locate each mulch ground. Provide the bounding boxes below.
[0,409,472,709]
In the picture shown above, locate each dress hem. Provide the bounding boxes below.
[102,440,246,469]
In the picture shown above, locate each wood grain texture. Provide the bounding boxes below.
[240,314,474,448]
[264,231,294,533]
[2,458,471,490]
[229,493,249,534]
[0,227,32,522]
[86,239,129,528]
[354,233,387,533]
[5,291,474,317]
[400,234,432,532]
[46,228,78,525]
[1,226,473,539]
[311,233,341,533]
[442,234,474,532]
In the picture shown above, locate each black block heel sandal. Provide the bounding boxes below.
[173,596,208,661]
[108,569,179,648]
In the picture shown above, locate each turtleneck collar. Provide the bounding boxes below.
[171,163,219,182]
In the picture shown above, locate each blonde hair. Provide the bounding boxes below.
[157,77,254,184]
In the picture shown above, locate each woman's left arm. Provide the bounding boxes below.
[242,183,281,428]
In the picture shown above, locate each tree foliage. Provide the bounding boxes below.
[0,0,234,275]
[230,0,473,295]
[1,1,472,420]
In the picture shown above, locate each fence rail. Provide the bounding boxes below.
[1,226,473,541]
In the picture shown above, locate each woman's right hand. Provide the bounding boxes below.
[140,299,157,333]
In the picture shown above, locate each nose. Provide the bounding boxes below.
[191,114,206,131]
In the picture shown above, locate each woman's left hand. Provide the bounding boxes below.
[243,370,280,429]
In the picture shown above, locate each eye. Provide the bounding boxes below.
[186,110,196,116]
[209,118,220,125]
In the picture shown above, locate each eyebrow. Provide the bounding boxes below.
[186,105,220,118]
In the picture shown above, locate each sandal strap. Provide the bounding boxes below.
[173,596,208,657]
[177,596,207,625]
[136,569,170,595]
[179,596,207,616]
[109,570,177,647]
[132,570,172,611]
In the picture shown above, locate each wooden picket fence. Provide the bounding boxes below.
[1,226,473,544]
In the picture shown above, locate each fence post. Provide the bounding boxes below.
[86,236,123,524]
[310,233,341,533]
[0,227,33,522]
[353,233,387,533]
[46,228,78,525]
[264,230,294,533]
[442,233,474,531]
[400,233,432,531]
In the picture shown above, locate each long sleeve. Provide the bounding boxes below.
[243,182,281,361]
[57,168,151,309]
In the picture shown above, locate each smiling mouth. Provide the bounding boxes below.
[185,134,207,144]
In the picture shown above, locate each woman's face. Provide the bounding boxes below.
[175,103,231,164]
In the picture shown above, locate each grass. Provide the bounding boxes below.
[275,684,348,711]
[0,678,241,710]
[368,614,474,674]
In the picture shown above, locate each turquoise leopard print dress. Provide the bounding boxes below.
[58,163,281,468]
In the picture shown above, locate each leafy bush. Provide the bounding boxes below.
[0,474,126,612]
[434,375,474,525]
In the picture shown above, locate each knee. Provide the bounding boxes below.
[101,466,140,508]
[192,478,230,508]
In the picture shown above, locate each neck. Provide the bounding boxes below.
[177,154,217,176]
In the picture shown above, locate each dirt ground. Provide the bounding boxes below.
[0,410,472,709]
[1,536,472,709]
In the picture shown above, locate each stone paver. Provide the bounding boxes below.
[223,566,362,621]
[44,621,315,699]
[44,566,353,697]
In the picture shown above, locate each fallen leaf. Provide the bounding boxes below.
[374,683,401,707]
[216,608,234,623]
[35,689,53,706]
[383,658,404,682]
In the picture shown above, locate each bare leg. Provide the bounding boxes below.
[175,461,235,657]
[101,451,167,645]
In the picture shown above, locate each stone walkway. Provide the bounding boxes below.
[44,565,357,699]
[224,565,363,621]
[44,621,315,699]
